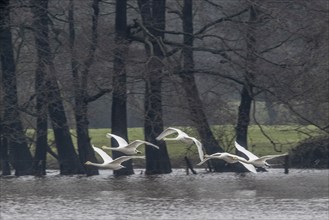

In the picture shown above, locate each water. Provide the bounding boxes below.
[0,169,328,220]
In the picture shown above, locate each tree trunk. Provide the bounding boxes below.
[0,0,33,176]
[32,67,48,175]
[138,0,172,174]
[234,4,259,175]
[181,0,225,171]
[69,0,99,176]
[31,0,84,175]
[236,86,253,149]
[0,119,11,175]
[235,4,257,150]
[110,0,134,176]
[144,74,172,174]
[0,65,11,175]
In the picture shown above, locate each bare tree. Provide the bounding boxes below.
[235,2,258,149]
[31,0,84,175]
[0,0,33,176]
[180,0,228,171]
[111,0,134,175]
[0,71,11,175]
[137,0,172,174]
[69,0,101,176]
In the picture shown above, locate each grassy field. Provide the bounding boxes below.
[41,125,324,168]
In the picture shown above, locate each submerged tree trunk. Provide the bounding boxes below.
[31,0,84,175]
[181,0,225,171]
[138,0,172,174]
[235,4,257,150]
[0,67,11,175]
[234,3,261,174]
[111,0,133,176]
[69,0,99,176]
[32,66,48,175]
[0,0,33,176]
[0,117,11,175]
[236,86,253,148]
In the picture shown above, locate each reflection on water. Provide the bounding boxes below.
[0,169,328,220]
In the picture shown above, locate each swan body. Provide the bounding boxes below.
[197,152,257,174]
[156,127,205,162]
[102,133,159,155]
[234,141,288,168]
[85,145,145,170]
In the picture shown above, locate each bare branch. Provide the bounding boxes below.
[194,8,249,36]
[85,88,112,103]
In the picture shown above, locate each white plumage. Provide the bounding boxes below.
[197,152,257,174]
[102,133,159,155]
[85,145,145,170]
[156,127,205,162]
[234,141,288,168]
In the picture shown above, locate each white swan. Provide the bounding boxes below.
[234,141,288,168]
[197,152,257,174]
[156,127,205,162]
[85,145,145,170]
[102,133,159,155]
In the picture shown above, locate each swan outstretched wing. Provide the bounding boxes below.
[208,152,223,157]
[127,140,159,150]
[197,158,211,166]
[92,145,113,163]
[258,153,288,161]
[156,127,180,140]
[111,156,145,165]
[197,152,222,165]
[238,161,257,174]
[106,133,129,147]
[234,141,259,161]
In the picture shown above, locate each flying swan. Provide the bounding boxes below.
[234,141,288,168]
[197,152,257,174]
[102,133,159,155]
[156,127,205,162]
[85,145,145,170]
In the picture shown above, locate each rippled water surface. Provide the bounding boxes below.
[0,169,328,220]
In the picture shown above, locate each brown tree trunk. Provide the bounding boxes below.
[236,85,253,149]
[31,0,84,175]
[69,0,99,176]
[0,118,11,175]
[235,4,257,150]
[138,0,172,174]
[0,0,33,176]
[111,0,134,176]
[32,66,48,175]
[0,62,10,176]
[181,0,226,171]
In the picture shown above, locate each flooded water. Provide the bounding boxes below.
[0,169,328,220]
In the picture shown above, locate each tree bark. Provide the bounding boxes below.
[32,66,48,175]
[181,0,226,171]
[69,0,99,176]
[31,0,84,175]
[0,118,11,175]
[235,4,257,150]
[0,62,11,175]
[0,0,33,176]
[110,0,134,176]
[138,0,172,174]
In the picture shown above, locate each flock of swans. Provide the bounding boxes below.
[85,127,288,173]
